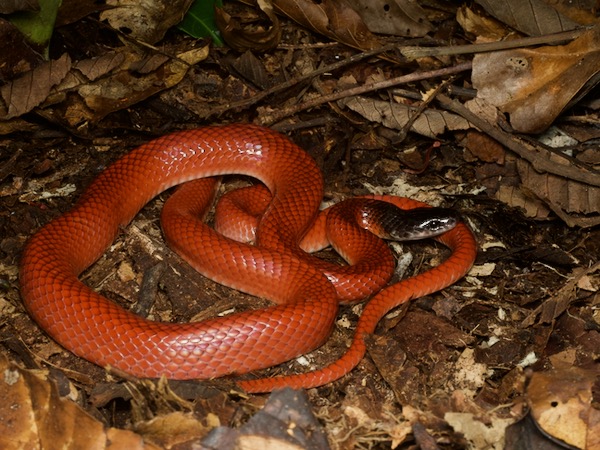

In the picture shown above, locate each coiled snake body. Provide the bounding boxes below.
[19,124,477,393]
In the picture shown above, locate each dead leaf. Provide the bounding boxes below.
[0,354,161,450]
[527,368,600,450]
[445,412,513,450]
[0,0,39,14]
[134,412,210,448]
[522,261,600,327]
[344,0,433,36]
[475,0,581,36]
[200,388,329,449]
[39,46,208,128]
[340,96,472,138]
[73,51,127,81]
[0,53,71,119]
[271,0,381,50]
[462,130,506,164]
[457,5,512,42]
[216,0,281,52]
[100,0,194,44]
[472,27,600,134]
[494,184,551,220]
[516,153,600,227]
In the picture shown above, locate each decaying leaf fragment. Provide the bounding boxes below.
[46,46,207,127]
[344,0,433,36]
[340,96,471,138]
[516,153,600,228]
[475,0,580,36]
[527,368,600,450]
[270,0,381,50]
[0,355,161,450]
[0,53,71,119]
[100,0,194,44]
[472,26,600,134]
[216,0,281,51]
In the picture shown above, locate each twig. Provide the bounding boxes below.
[396,76,456,143]
[401,27,589,59]
[211,42,401,118]
[436,94,600,187]
[259,61,473,126]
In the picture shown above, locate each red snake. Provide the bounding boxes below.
[19,124,477,393]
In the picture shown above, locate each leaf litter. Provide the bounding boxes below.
[0,0,599,448]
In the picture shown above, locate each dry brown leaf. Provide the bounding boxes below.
[200,388,329,449]
[0,53,71,119]
[517,154,600,227]
[344,0,432,36]
[0,0,39,14]
[100,0,194,44]
[494,184,551,220]
[527,368,600,450]
[521,262,600,327]
[340,96,472,138]
[134,412,211,448]
[0,355,161,450]
[445,412,513,450]
[39,46,208,128]
[475,0,581,36]
[462,130,506,164]
[472,27,600,134]
[74,51,127,81]
[272,0,381,50]
[456,5,512,41]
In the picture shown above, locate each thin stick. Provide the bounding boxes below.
[259,62,473,126]
[401,28,588,59]
[211,43,401,118]
[437,94,600,187]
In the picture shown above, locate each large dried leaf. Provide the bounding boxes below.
[516,153,600,227]
[472,27,600,133]
[0,355,162,450]
[100,0,194,44]
[271,0,381,50]
[57,46,208,126]
[475,0,580,36]
[344,0,432,36]
[0,52,71,119]
[0,45,208,129]
[340,96,471,138]
[522,262,600,327]
[527,368,600,450]
[457,5,516,41]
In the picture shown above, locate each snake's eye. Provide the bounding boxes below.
[423,216,458,233]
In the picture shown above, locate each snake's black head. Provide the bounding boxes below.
[385,207,461,241]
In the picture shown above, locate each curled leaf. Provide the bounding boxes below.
[272,0,381,50]
[215,0,281,52]
[473,27,600,133]
[100,0,194,44]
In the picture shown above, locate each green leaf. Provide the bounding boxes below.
[178,0,224,46]
[8,0,62,59]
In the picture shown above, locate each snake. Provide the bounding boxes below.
[19,124,477,393]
